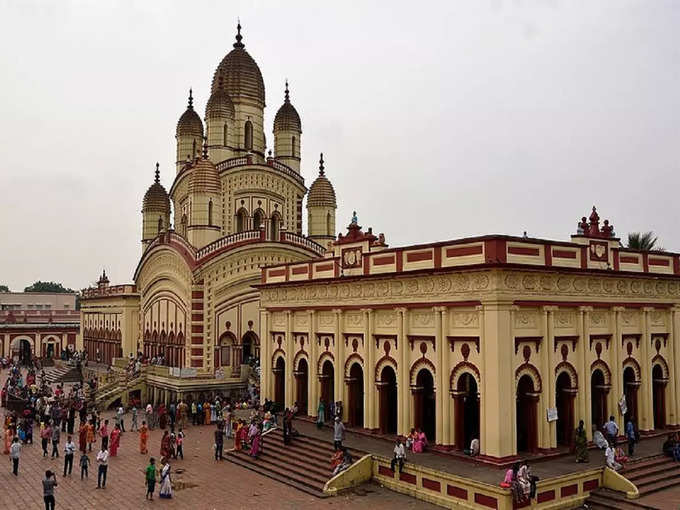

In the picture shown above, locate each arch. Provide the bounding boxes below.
[410,358,436,388]
[378,365,398,435]
[244,120,253,150]
[517,374,539,453]
[180,214,187,237]
[218,331,235,367]
[344,353,364,378]
[554,361,578,390]
[326,212,332,235]
[652,362,668,429]
[590,359,611,385]
[223,122,228,146]
[514,363,542,393]
[208,200,213,226]
[241,330,259,363]
[347,362,364,427]
[319,357,335,421]
[556,371,575,447]
[295,357,309,415]
[317,352,335,375]
[375,355,398,382]
[622,357,641,382]
[449,361,481,391]
[236,208,248,233]
[271,349,285,367]
[652,354,670,380]
[293,350,309,371]
[270,211,282,241]
[414,368,436,441]
[252,208,265,231]
[454,371,480,450]
[273,356,285,407]
[157,216,164,234]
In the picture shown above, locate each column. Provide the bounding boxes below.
[579,307,592,440]
[308,310,318,418]
[539,308,550,449]
[333,309,344,420]
[260,310,270,404]
[480,300,515,458]
[612,307,625,420]
[284,311,294,408]
[362,308,375,430]
[441,307,452,446]
[396,307,409,435]
[641,307,654,431]
[434,306,445,446]
[543,306,557,449]
[671,307,680,426]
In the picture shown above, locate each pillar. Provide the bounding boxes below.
[260,310,270,404]
[333,309,344,420]
[539,308,549,449]
[579,307,592,440]
[362,308,375,430]
[308,310,318,418]
[542,306,558,449]
[434,306,445,446]
[284,311,294,409]
[441,307,452,446]
[612,307,625,421]
[671,307,680,426]
[396,307,409,436]
[641,307,654,431]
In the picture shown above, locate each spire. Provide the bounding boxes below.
[284,80,290,103]
[319,153,325,176]
[187,88,194,109]
[233,20,244,49]
[202,136,209,159]
[154,162,160,184]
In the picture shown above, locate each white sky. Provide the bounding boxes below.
[0,0,678,291]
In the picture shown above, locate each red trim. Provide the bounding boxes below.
[484,239,506,263]
[583,479,599,491]
[396,249,403,272]
[674,256,680,275]
[363,256,370,275]
[613,249,620,271]
[268,268,286,277]
[446,245,482,257]
[580,246,587,269]
[191,291,203,299]
[552,249,576,259]
[433,248,442,269]
[399,472,416,484]
[544,245,552,267]
[190,348,203,356]
[373,255,395,266]
[649,258,670,267]
[560,484,578,497]
[265,300,482,312]
[291,266,309,275]
[620,256,639,264]
[378,465,393,477]
[191,337,203,345]
[422,478,441,491]
[191,313,203,321]
[447,485,468,499]
[190,359,202,367]
[191,302,203,311]
[642,253,649,272]
[508,246,540,256]
[474,493,498,509]
[537,490,555,503]
[406,250,433,263]
[515,300,672,309]
[316,263,334,272]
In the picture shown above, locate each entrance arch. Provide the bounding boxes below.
[414,368,436,442]
[555,372,575,447]
[454,373,480,451]
[516,374,538,453]
[652,364,667,430]
[623,367,639,428]
[218,332,235,367]
[273,357,285,408]
[591,369,607,430]
[378,366,398,435]
[347,363,364,428]
[11,337,33,365]
[295,358,309,415]
[241,331,258,364]
[320,360,335,421]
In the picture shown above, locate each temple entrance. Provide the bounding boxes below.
[12,339,32,365]
[295,359,309,415]
[556,372,574,447]
[652,364,666,430]
[516,374,538,453]
[454,373,480,450]
[414,369,436,443]
[46,343,55,359]
[320,360,335,421]
[379,366,398,435]
[241,331,257,364]
[274,357,285,408]
[347,363,364,428]
[623,367,638,428]
[591,369,607,430]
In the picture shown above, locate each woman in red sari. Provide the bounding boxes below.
[78,421,88,453]
[3,426,13,454]
[158,404,168,430]
[109,424,121,456]
[139,421,149,454]
[160,430,171,460]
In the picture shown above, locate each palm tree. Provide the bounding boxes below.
[626,232,663,251]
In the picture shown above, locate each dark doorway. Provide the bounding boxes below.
[241,332,257,363]
[274,357,285,407]
[455,373,480,450]
[320,360,335,421]
[516,374,538,453]
[652,364,666,430]
[379,366,398,435]
[296,359,309,415]
[46,343,55,359]
[556,372,574,447]
[414,369,436,443]
[623,367,638,429]
[17,340,32,365]
[591,369,607,431]
[347,363,364,427]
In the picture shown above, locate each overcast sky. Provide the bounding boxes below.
[0,1,678,291]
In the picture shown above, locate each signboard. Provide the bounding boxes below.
[546,407,558,422]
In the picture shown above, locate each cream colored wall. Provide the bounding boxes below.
[206,117,236,163]
[142,210,169,243]
[176,134,202,172]
[0,293,77,309]
[232,101,265,156]
[187,192,222,249]
[274,129,301,172]
[307,205,336,248]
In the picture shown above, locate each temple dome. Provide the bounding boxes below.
[274,82,301,132]
[205,87,235,120]
[188,154,220,195]
[176,90,204,137]
[307,154,336,208]
[143,164,171,214]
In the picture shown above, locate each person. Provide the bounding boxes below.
[78,421,88,454]
[109,424,121,456]
[605,442,622,471]
[626,417,637,457]
[191,401,197,426]
[673,435,680,463]
[63,435,76,476]
[413,428,428,453]
[43,470,58,510]
[160,430,171,460]
[140,421,149,454]
[662,433,676,458]
[214,424,224,460]
[204,401,211,425]
[96,446,109,488]
[86,419,95,452]
[131,406,138,432]
[466,438,480,457]
[604,416,619,447]
[250,424,262,459]
[615,445,629,465]
[116,406,125,433]
[9,436,20,476]
[574,420,589,463]
[176,429,184,460]
[145,457,157,500]
[519,461,538,499]
[224,407,232,439]
[405,428,416,451]
[41,422,52,457]
[330,448,343,473]
[80,452,90,480]
[99,419,109,450]
[283,409,293,445]
[316,399,325,429]
[234,420,243,451]
[51,425,60,458]
[332,447,353,476]
[333,417,345,450]
[158,404,168,430]
[159,461,173,499]
[391,437,405,473]
[146,403,154,430]
[593,427,609,450]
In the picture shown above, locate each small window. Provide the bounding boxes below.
[244,120,253,150]
[208,200,213,226]
[270,212,281,240]
[253,209,264,231]
[223,123,228,146]
[326,212,332,235]
[292,136,296,158]
[192,138,197,158]
[157,216,164,234]
[181,214,187,237]
[236,208,248,233]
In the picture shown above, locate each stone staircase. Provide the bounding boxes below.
[43,365,81,384]
[585,455,679,510]
[224,426,364,497]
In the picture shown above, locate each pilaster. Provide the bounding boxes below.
[362,308,375,430]
[641,307,654,431]
[579,306,592,440]
[396,307,409,435]
[333,309,344,420]
[284,310,294,409]
[612,307,625,421]
[542,306,558,449]
[309,310,318,417]
[260,310,270,404]
[671,307,680,426]
[434,306,446,445]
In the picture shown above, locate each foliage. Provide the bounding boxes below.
[626,232,663,252]
[23,281,75,293]
[0,285,9,292]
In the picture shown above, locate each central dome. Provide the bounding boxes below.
[211,24,265,106]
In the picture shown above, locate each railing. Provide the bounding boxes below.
[196,230,262,259]
[215,155,304,186]
[215,156,250,171]
[81,284,137,298]
[269,160,304,186]
[281,231,326,257]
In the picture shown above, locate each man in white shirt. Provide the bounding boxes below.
[605,443,622,471]
[96,448,109,488]
[9,437,21,476]
[63,436,76,476]
[390,437,406,473]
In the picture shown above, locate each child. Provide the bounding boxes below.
[80,452,90,480]
[176,429,184,460]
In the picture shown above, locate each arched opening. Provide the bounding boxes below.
[623,367,639,429]
[157,216,164,234]
[591,369,607,431]
[46,342,56,359]
[241,331,257,364]
[347,363,364,428]
[270,212,281,241]
[378,366,398,435]
[223,123,228,146]
[326,212,332,236]
[274,357,285,408]
[454,373,480,451]
[516,374,538,453]
[244,120,253,150]
[11,339,32,365]
[653,364,666,430]
[208,200,213,226]
[296,359,309,415]
[556,372,575,447]
[236,208,248,233]
[180,214,187,237]
[414,369,436,443]
[320,360,335,421]
[218,333,233,367]
[192,138,197,158]
[291,136,296,157]
[252,209,264,231]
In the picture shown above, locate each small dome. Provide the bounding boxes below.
[273,82,301,133]
[211,23,265,106]
[205,87,235,120]
[307,154,336,208]
[188,153,220,195]
[176,90,204,137]
[143,164,171,214]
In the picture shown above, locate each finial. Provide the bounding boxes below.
[319,153,325,175]
[154,162,160,184]
[234,20,244,48]
[188,88,194,109]
[202,136,209,159]
[284,80,290,103]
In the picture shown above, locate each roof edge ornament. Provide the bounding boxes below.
[284,79,290,103]
[154,162,160,184]
[188,88,194,109]
[234,20,244,49]
[319,152,325,176]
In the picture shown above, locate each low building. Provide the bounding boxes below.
[258,207,680,463]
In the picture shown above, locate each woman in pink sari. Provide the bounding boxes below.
[250,424,262,459]
[412,428,428,453]
[3,426,13,454]
[109,424,121,456]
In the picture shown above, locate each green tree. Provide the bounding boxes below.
[0,285,9,292]
[24,281,74,293]
[626,232,663,252]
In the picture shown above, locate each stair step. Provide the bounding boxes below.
[638,476,680,496]
[624,461,678,481]
[586,494,651,510]
[629,467,680,487]
[622,455,669,473]
[264,436,349,463]
[267,428,364,456]
[237,450,331,484]
[262,442,335,473]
